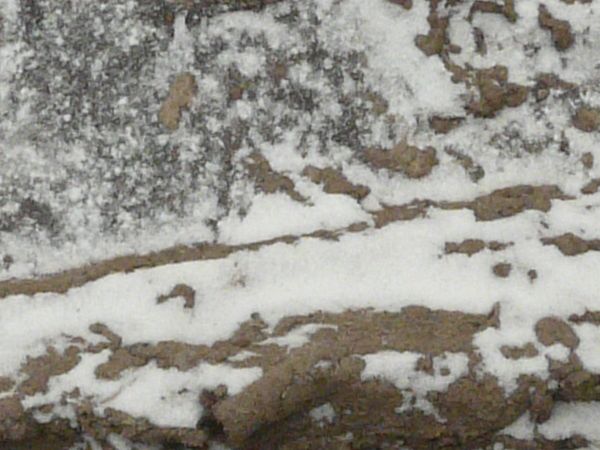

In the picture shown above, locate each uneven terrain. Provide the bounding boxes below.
[2,0,600,449]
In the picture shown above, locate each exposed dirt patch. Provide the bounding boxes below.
[538,4,575,51]
[157,283,196,309]
[467,65,529,118]
[541,233,600,256]
[17,346,82,396]
[0,377,15,393]
[455,184,568,221]
[500,343,539,360]
[428,115,464,134]
[535,317,579,349]
[302,166,370,201]
[492,262,512,278]
[581,152,594,169]
[569,310,600,325]
[387,0,413,10]
[445,239,511,256]
[364,142,439,179]
[572,106,600,132]
[581,178,600,194]
[415,9,448,57]
[158,72,197,130]
[445,147,485,182]
[468,0,517,23]
[373,200,433,228]
[246,153,305,202]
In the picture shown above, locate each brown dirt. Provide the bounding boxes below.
[500,343,539,360]
[455,184,568,221]
[387,0,413,10]
[569,310,600,325]
[302,166,370,201]
[581,152,594,169]
[467,66,529,118]
[541,232,600,256]
[158,72,197,130]
[18,346,82,396]
[445,148,485,182]
[246,153,305,202]
[535,317,579,349]
[468,0,517,23]
[428,116,464,134]
[3,305,600,449]
[492,262,512,278]
[364,142,439,179]
[445,239,511,256]
[572,106,600,132]
[538,4,575,51]
[581,178,600,194]
[157,283,196,309]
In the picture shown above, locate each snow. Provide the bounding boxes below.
[2,0,600,446]
[259,323,337,351]
[309,402,336,425]
[539,402,600,442]
[22,351,262,428]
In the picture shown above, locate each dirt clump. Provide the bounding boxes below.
[533,73,576,102]
[246,153,305,202]
[535,317,579,349]
[157,283,196,309]
[467,65,528,117]
[464,185,567,221]
[415,10,448,56]
[538,4,575,51]
[373,200,433,228]
[428,115,464,134]
[158,72,197,130]
[364,142,439,179]
[468,0,517,23]
[572,106,600,132]
[95,348,147,380]
[527,269,538,282]
[492,262,512,278]
[581,152,594,169]
[302,166,370,201]
[18,346,81,396]
[445,239,511,256]
[445,147,485,182]
[0,377,14,392]
[387,0,412,9]
[581,178,600,194]
[500,343,539,359]
[569,310,600,325]
[541,233,600,256]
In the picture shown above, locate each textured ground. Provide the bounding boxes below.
[2,0,600,449]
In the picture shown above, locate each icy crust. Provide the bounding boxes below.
[1,0,600,279]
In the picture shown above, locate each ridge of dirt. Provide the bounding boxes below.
[0,184,572,300]
[3,304,600,448]
[302,166,370,201]
[541,233,600,256]
[538,4,575,51]
[444,239,511,257]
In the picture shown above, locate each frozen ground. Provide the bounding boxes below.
[2,0,600,449]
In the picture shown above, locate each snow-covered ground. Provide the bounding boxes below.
[2,0,600,448]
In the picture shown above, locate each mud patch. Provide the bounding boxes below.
[246,153,305,202]
[572,106,600,132]
[364,142,439,179]
[445,239,511,256]
[538,4,575,51]
[18,346,81,396]
[535,317,579,349]
[541,233,600,256]
[302,166,370,201]
[158,72,197,130]
[157,283,196,309]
